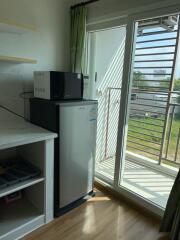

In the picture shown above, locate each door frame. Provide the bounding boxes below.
[113,4,180,215]
[86,18,128,185]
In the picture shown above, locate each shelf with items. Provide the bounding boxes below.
[0,55,37,64]
[0,20,36,34]
[0,184,44,240]
[0,154,44,198]
[0,149,45,240]
[0,177,44,198]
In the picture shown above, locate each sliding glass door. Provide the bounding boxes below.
[86,5,180,213]
[85,24,127,184]
[116,9,180,210]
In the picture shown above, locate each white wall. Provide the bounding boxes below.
[87,0,162,21]
[0,0,71,118]
[71,0,179,23]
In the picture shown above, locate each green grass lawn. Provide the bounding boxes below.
[127,117,180,166]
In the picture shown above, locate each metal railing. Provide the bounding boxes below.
[104,87,180,167]
[127,92,180,166]
[163,102,180,165]
[104,87,121,160]
[127,16,180,167]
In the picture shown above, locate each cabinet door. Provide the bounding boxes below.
[59,104,97,208]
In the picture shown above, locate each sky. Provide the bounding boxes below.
[135,25,180,79]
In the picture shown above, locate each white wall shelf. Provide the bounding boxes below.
[0,20,36,34]
[0,55,37,64]
[0,177,44,198]
[0,20,37,65]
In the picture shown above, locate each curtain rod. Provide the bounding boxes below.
[71,0,99,10]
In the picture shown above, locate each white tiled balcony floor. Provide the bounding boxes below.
[96,158,175,208]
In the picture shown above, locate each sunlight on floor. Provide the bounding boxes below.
[96,158,175,208]
[88,196,111,202]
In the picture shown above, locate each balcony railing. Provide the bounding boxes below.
[163,102,180,165]
[104,87,180,168]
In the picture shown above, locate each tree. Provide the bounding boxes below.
[159,77,170,89]
[133,71,148,88]
[173,79,180,91]
[175,95,180,119]
[177,95,180,103]
[160,78,180,91]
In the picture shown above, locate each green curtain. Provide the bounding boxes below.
[70,6,87,73]
[160,169,180,239]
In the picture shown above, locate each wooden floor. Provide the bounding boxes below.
[24,189,169,240]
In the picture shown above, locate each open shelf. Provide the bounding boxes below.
[0,111,56,239]
[0,55,37,64]
[0,177,44,198]
[0,20,36,34]
[0,197,44,239]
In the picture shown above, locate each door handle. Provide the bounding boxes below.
[95,72,97,83]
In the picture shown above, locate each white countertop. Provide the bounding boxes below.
[0,109,57,150]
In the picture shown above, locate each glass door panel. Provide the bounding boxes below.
[118,14,180,209]
[86,26,127,183]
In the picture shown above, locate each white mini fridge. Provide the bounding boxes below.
[30,99,98,216]
[59,102,97,208]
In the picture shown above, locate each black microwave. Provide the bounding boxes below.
[34,71,83,100]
